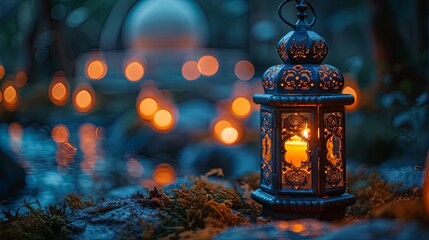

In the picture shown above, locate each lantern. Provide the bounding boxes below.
[252,0,356,220]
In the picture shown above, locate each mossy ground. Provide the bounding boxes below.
[0,169,426,239]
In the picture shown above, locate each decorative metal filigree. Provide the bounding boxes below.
[324,112,344,188]
[283,113,307,137]
[289,38,309,60]
[261,111,273,188]
[312,38,328,62]
[319,65,343,90]
[277,39,289,61]
[263,65,282,91]
[281,65,312,90]
[284,167,308,188]
[281,113,312,190]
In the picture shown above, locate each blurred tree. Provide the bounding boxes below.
[371,0,428,100]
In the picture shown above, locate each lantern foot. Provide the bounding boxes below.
[252,189,356,221]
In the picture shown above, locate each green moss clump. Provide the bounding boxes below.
[134,169,264,239]
[0,193,95,240]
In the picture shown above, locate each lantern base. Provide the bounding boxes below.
[252,189,356,221]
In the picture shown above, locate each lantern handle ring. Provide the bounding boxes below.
[278,0,317,29]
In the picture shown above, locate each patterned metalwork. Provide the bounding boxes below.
[289,38,309,61]
[319,65,343,90]
[281,113,311,189]
[324,112,344,188]
[263,65,282,91]
[277,39,289,62]
[281,65,312,90]
[261,111,273,188]
[312,38,328,62]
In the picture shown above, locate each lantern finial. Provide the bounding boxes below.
[278,0,317,29]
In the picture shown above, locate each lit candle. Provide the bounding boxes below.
[284,135,308,167]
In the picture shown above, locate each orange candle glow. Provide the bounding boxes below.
[284,136,308,167]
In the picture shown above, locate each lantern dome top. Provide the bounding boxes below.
[261,0,345,95]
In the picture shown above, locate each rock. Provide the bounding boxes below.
[214,219,332,240]
[0,149,26,200]
[67,198,159,239]
[378,165,424,192]
[319,219,429,240]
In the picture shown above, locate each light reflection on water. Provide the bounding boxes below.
[0,123,130,213]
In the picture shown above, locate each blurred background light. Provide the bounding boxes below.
[124,61,145,82]
[52,124,70,144]
[197,55,219,76]
[234,60,255,81]
[86,59,107,80]
[73,83,95,113]
[182,61,201,81]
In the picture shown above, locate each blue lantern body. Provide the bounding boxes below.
[252,0,355,220]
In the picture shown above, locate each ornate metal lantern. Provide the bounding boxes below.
[252,0,356,220]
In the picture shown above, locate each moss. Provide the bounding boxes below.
[132,169,264,239]
[0,200,68,240]
[0,169,426,239]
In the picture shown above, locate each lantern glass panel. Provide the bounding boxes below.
[281,112,312,190]
[323,112,344,189]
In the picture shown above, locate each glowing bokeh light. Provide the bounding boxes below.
[234,60,255,81]
[9,122,23,141]
[52,124,70,143]
[197,55,219,76]
[49,76,69,106]
[153,109,174,131]
[0,90,2,103]
[276,221,289,230]
[0,65,4,79]
[4,86,17,104]
[127,158,144,177]
[2,82,19,111]
[86,59,107,80]
[138,98,158,120]
[15,71,27,88]
[125,61,145,82]
[79,123,97,155]
[73,83,95,113]
[231,97,252,118]
[342,86,359,112]
[153,163,176,186]
[214,120,232,137]
[290,223,306,233]
[182,61,201,81]
[220,127,239,145]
